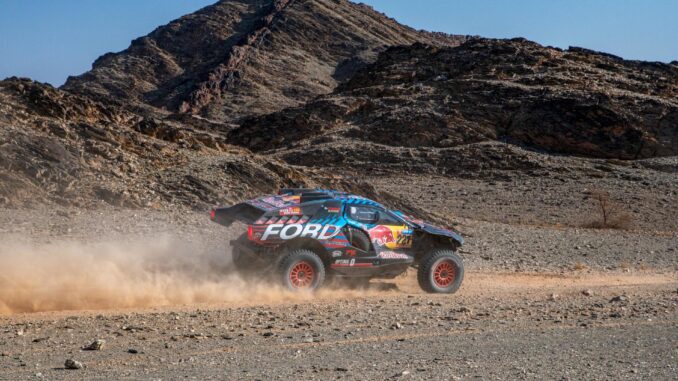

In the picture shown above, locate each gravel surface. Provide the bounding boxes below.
[0,171,676,379]
[1,272,676,380]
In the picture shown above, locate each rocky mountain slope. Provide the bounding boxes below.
[0,78,438,223]
[0,78,311,208]
[231,38,678,161]
[1,1,676,224]
[1,0,466,212]
[62,0,465,122]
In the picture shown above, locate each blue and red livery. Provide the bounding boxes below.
[211,189,464,293]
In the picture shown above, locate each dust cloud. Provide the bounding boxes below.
[0,235,385,315]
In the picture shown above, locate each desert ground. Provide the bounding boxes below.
[1,0,677,379]
[1,174,676,380]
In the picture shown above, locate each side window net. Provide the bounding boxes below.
[349,206,379,224]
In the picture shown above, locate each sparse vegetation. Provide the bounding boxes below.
[583,189,633,230]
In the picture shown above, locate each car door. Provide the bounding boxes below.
[346,206,413,254]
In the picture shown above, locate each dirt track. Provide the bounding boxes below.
[1,271,676,380]
[0,175,676,380]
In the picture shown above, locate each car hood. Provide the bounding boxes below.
[418,222,464,245]
[395,212,464,245]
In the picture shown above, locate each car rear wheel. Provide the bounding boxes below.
[417,249,464,294]
[278,249,326,292]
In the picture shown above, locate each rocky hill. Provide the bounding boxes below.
[1,0,467,212]
[0,77,437,220]
[62,0,465,122]
[0,78,311,208]
[230,38,678,161]
[1,1,676,219]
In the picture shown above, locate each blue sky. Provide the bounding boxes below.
[0,0,676,86]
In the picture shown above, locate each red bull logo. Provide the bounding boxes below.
[369,225,395,247]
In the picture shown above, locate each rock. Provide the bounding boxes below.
[610,295,627,303]
[393,370,411,378]
[335,367,349,372]
[64,359,83,370]
[127,348,139,354]
[391,322,403,330]
[548,293,559,301]
[582,289,594,297]
[83,339,105,351]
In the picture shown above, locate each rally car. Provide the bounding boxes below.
[210,189,464,293]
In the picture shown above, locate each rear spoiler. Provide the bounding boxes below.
[279,188,341,203]
[210,203,267,227]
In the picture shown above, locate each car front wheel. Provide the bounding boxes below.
[417,249,464,294]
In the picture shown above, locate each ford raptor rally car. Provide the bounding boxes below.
[210,189,464,293]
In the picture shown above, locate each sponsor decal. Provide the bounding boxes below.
[279,207,302,216]
[369,225,395,247]
[326,207,341,213]
[369,225,413,249]
[332,250,342,258]
[346,249,357,257]
[261,224,341,241]
[334,258,356,266]
[331,259,373,268]
[248,200,276,210]
[261,196,287,208]
[378,252,410,259]
[261,195,299,208]
[395,233,413,247]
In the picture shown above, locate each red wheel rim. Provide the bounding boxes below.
[289,261,315,289]
[433,260,456,288]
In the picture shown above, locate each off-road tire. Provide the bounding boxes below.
[278,249,326,291]
[417,249,464,294]
[346,227,371,252]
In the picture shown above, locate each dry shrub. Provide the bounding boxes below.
[583,189,633,230]
[637,263,650,271]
